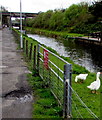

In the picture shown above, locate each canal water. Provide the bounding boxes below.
[27,34,102,72]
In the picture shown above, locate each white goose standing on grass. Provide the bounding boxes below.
[87,72,102,94]
[75,74,88,83]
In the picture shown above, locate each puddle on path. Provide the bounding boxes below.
[2,87,33,103]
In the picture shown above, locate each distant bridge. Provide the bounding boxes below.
[1,11,38,27]
[2,11,38,18]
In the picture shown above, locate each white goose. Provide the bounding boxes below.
[87,72,101,93]
[75,74,88,83]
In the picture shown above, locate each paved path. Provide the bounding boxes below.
[0,28,33,119]
[80,36,101,42]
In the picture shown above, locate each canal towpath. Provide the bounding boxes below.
[0,28,33,119]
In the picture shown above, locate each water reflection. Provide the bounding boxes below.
[27,34,102,72]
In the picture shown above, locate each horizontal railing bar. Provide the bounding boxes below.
[40,74,43,80]
[49,60,64,74]
[49,67,63,82]
[39,58,43,62]
[39,52,43,56]
[39,44,70,65]
[39,58,63,82]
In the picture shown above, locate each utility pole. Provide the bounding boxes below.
[20,0,23,48]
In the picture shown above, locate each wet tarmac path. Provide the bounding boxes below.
[0,28,33,119]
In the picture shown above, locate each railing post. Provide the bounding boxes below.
[29,43,33,60]
[37,44,40,73]
[33,45,36,70]
[63,64,72,118]
[23,38,25,51]
[26,40,28,57]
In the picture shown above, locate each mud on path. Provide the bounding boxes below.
[0,28,33,118]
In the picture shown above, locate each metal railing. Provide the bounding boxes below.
[32,44,99,119]
[37,44,72,118]
[12,29,100,119]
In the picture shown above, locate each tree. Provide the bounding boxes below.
[0,6,8,25]
[89,1,102,20]
[32,12,44,28]
[42,10,53,29]
[49,10,64,31]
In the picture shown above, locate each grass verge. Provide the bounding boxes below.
[25,27,84,39]
[27,70,62,118]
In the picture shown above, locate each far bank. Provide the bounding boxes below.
[25,27,102,46]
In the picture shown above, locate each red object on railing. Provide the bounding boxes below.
[43,49,49,69]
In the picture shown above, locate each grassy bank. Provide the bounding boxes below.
[27,71,62,118]
[13,28,101,118]
[25,27,84,40]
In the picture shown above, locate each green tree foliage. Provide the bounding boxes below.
[33,12,44,28]
[64,2,92,32]
[89,1,102,20]
[42,10,53,29]
[26,18,34,27]
[49,10,65,31]
[26,1,102,34]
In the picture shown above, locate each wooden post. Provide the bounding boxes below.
[63,64,72,118]
[26,40,28,57]
[29,43,33,60]
[23,38,25,51]
[33,45,36,69]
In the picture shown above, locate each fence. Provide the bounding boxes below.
[36,44,99,119]
[12,29,100,119]
[37,44,72,118]
[20,37,72,118]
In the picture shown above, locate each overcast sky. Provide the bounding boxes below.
[0,0,94,13]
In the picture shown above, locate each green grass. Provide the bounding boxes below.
[38,43,100,118]
[27,71,62,118]
[12,28,101,119]
[72,73,100,118]
[25,27,84,39]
